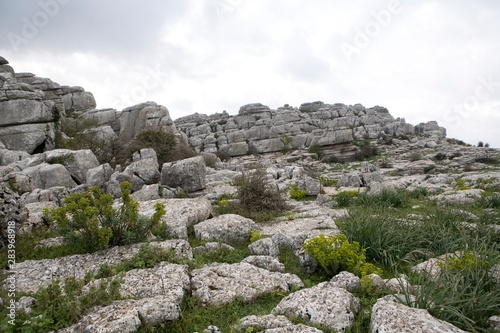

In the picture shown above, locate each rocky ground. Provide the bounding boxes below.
[1,136,499,332]
[1,55,499,332]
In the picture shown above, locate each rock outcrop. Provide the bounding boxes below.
[175,102,446,160]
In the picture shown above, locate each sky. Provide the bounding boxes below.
[1,0,499,147]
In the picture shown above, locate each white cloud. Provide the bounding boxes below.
[1,0,499,147]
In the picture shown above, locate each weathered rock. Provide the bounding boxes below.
[131,184,161,201]
[273,281,360,332]
[7,240,192,294]
[62,88,96,113]
[235,314,293,332]
[369,295,467,333]
[0,148,30,166]
[86,163,114,188]
[124,148,161,186]
[330,271,361,292]
[23,163,77,189]
[263,324,324,333]
[3,171,33,194]
[488,315,500,331]
[432,189,484,206]
[119,102,177,143]
[242,255,286,272]
[248,238,280,257]
[194,214,259,245]
[191,262,303,306]
[139,198,212,239]
[161,155,206,192]
[193,242,234,255]
[44,149,100,184]
[21,201,58,234]
[0,184,28,249]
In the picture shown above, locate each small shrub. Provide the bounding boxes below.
[303,234,382,277]
[408,152,422,162]
[215,151,230,162]
[280,135,293,153]
[355,144,379,161]
[47,182,166,251]
[290,184,307,200]
[232,167,287,213]
[250,230,263,243]
[440,251,489,273]
[477,141,484,147]
[308,144,322,154]
[319,176,337,187]
[424,165,436,174]
[379,159,393,168]
[131,129,177,165]
[475,157,499,165]
[336,190,359,208]
[46,154,75,166]
[433,152,446,161]
[480,192,500,208]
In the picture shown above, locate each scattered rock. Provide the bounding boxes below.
[191,262,303,306]
[273,281,360,332]
[194,214,259,245]
[369,295,467,333]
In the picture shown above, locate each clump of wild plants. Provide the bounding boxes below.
[46,182,166,252]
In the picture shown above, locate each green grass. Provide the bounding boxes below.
[337,188,500,332]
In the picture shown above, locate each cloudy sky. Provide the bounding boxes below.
[1,0,499,147]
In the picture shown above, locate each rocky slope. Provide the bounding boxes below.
[1,56,499,332]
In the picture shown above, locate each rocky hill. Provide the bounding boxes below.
[1,56,499,332]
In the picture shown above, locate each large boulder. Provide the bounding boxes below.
[272,281,360,332]
[161,155,206,192]
[9,239,192,294]
[369,295,467,333]
[44,149,99,184]
[190,262,303,306]
[194,214,259,245]
[118,102,177,144]
[23,163,77,189]
[139,198,212,239]
[61,86,96,113]
[62,263,189,332]
[123,148,161,186]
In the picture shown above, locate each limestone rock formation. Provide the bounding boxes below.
[194,214,259,245]
[175,102,446,160]
[190,262,304,306]
[369,295,468,333]
[272,281,360,332]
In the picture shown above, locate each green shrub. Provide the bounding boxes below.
[408,152,422,162]
[336,190,359,207]
[319,176,337,187]
[47,182,166,251]
[403,249,500,332]
[280,135,293,153]
[250,230,263,243]
[308,144,322,154]
[131,129,177,165]
[290,184,307,200]
[303,234,382,277]
[479,192,500,208]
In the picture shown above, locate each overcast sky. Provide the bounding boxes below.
[1,0,499,147]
